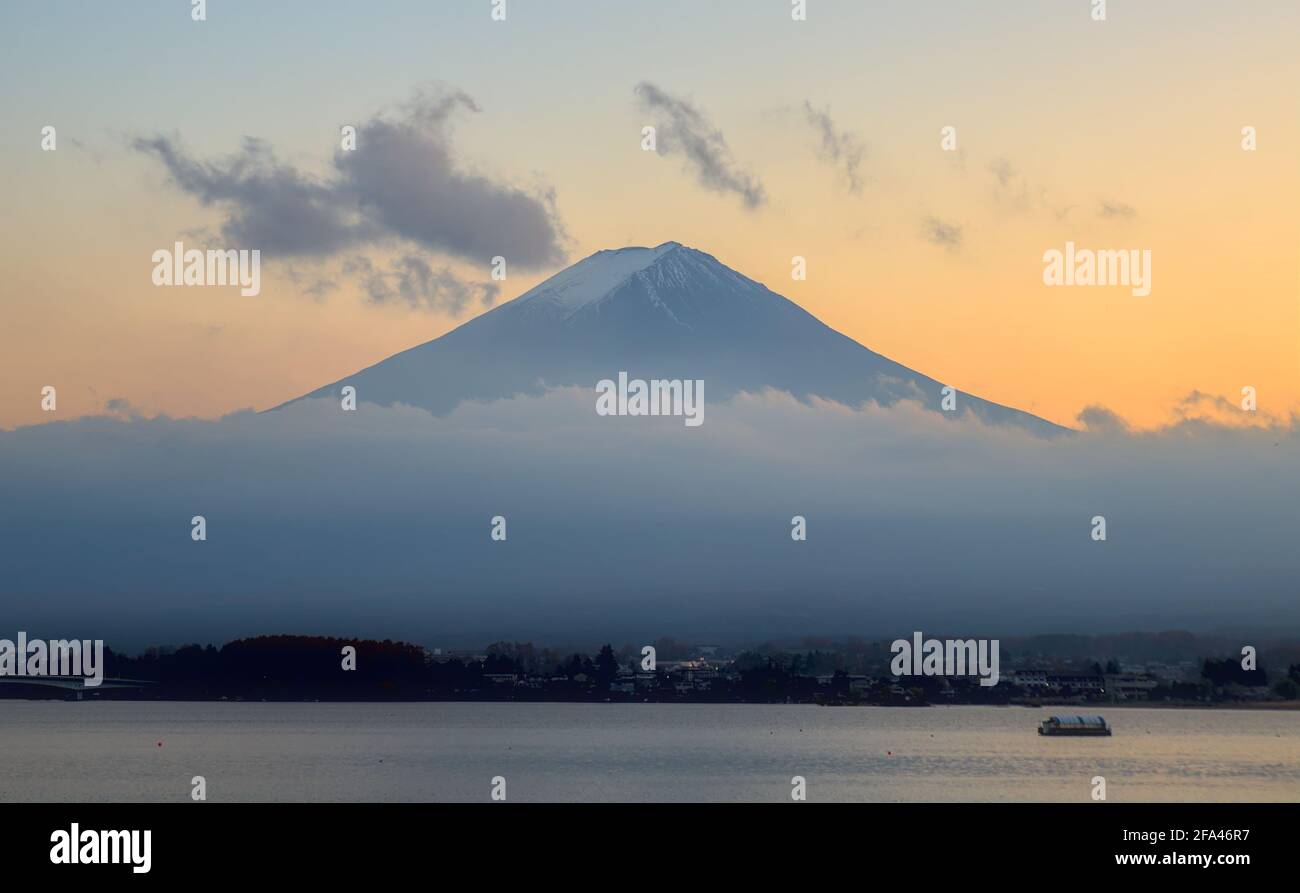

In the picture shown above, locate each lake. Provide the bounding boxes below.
[1,702,1296,802]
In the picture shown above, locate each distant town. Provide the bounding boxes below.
[2,631,1298,706]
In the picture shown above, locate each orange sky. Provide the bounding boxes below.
[1,0,1296,431]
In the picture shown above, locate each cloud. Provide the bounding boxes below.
[284,266,339,302]
[3,389,1296,647]
[333,91,566,268]
[634,82,766,210]
[1076,405,1130,433]
[133,134,358,256]
[986,156,1037,209]
[1098,200,1137,219]
[988,157,1016,189]
[344,254,500,313]
[801,101,866,193]
[133,86,567,271]
[985,156,1065,216]
[1172,390,1279,427]
[103,397,147,420]
[921,216,963,249]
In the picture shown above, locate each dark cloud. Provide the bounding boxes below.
[921,216,963,249]
[335,93,565,267]
[634,81,766,210]
[132,87,567,270]
[801,101,866,194]
[133,135,359,256]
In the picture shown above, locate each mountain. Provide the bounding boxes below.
[279,241,1064,434]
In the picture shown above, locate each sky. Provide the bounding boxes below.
[1,1,1298,647]
[2,0,1297,431]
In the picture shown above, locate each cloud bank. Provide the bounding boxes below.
[2,389,1296,649]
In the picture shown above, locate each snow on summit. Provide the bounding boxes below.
[512,241,682,314]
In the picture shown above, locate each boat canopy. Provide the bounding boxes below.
[1047,715,1108,726]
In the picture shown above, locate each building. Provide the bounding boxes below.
[1104,674,1158,700]
[1011,670,1049,689]
[1046,674,1104,692]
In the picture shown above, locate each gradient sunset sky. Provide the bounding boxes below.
[2,0,1296,430]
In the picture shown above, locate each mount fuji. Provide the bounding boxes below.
[281,241,1064,434]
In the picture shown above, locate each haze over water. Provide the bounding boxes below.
[3,703,1296,802]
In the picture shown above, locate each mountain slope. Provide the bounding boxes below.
[279,241,1066,434]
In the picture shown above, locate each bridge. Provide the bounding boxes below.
[0,676,156,699]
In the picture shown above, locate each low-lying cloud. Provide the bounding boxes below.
[2,389,1295,649]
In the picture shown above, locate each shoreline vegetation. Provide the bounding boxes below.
[3,633,1298,708]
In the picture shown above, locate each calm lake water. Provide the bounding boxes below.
[1,702,1296,802]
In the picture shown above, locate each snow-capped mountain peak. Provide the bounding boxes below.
[280,241,1065,435]
[511,241,682,314]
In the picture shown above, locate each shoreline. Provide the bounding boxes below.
[5,697,1298,710]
